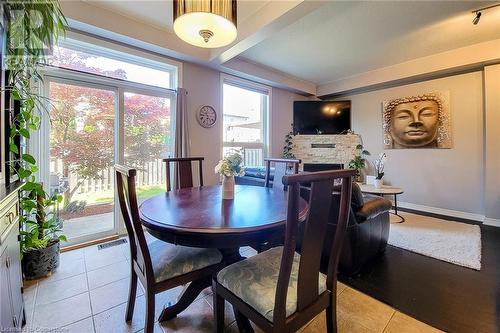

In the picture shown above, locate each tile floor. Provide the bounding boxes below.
[23,236,442,333]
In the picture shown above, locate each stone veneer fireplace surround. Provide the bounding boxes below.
[291,134,361,170]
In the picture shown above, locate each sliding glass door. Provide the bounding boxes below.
[45,79,176,246]
[40,37,178,247]
[48,79,118,243]
[123,90,172,203]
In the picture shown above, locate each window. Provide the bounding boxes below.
[42,37,178,246]
[222,78,270,166]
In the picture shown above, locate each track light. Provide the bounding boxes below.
[471,3,500,25]
[472,11,482,25]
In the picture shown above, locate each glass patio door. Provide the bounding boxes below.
[123,90,173,203]
[47,78,118,245]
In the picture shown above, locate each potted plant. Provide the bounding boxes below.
[215,153,245,200]
[3,0,67,279]
[282,125,296,159]
[20,184,66,280]
[348,144,371,182]
[373,153,387,188]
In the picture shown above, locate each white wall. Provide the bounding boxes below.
[183,62,304,185]
[484,65,500,224]
[336,72,485,217]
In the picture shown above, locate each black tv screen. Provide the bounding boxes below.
[293,101,351,135]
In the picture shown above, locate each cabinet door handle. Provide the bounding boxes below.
[13,315,18,327]
[8,211,14,223]
[6,256,10,268]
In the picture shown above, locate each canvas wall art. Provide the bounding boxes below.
[382,91,452,149]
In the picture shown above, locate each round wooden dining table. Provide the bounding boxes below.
[138,184,308,324]
[139,184,308,250]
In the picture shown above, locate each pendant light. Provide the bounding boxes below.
[173,0,237,48]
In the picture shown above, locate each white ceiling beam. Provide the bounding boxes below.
[317,38,500,97]
[220,58,316,95]
[60,1,211,63]
[209,0,326,65]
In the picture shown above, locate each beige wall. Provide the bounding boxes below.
[183,62,304,185]
[335,72,485,216]
[484,65,500,223]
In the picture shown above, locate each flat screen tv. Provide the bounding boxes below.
[293,101,351,135]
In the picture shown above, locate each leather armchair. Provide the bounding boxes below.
[298,183,392,276]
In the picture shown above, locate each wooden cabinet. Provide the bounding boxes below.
[0,188,24,331]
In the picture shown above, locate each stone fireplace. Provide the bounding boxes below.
[291,134,361,170]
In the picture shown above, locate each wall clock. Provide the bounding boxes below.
[197,105,217,128]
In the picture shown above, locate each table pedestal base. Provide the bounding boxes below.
[158,276,212,322]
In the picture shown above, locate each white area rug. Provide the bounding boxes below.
[388,212,482,270]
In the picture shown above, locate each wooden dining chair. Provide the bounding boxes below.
[163,157,204,192]
[213,169,355,333]
[264,158,301,190]
[115,165,224,333]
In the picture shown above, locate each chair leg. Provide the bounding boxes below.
[125,271,138,322]
[213,291,225,333]
[326,302,337,333]
[145,290,155,333]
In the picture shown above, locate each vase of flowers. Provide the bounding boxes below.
[374,152,387,189]
[215,153,245,200]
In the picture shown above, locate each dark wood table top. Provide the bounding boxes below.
[139,185,308,248]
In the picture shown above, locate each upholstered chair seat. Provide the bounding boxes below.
[217,246,327,321]
[149,240,223,283]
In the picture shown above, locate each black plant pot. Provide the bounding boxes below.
[22,239,60,280]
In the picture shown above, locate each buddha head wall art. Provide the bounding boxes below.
[382,91,452,149]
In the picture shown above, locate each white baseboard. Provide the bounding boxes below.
[396,201,485,222]
[484,218,500,227]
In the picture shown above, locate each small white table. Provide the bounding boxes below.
[358,184,405,223]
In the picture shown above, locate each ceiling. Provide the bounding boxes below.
[85,0,270,32]
[241,1,500,84]
[76,1,500,91]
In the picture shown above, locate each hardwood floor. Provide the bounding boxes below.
[340,220,500,333]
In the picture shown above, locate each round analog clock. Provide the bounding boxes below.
[197,105,217,128]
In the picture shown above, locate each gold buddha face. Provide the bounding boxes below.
[390,100,439,148]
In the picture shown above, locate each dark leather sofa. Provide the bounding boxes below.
[298,183,392,276]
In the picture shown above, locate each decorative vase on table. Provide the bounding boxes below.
[374,178,383,189]
[215,153,245,201]
[222,175,235,200]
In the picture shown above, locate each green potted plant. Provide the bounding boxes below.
[282,124,296,159]
[348,144,370,182]
[3,0,68,279]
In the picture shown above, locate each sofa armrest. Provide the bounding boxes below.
[355,197,392,222]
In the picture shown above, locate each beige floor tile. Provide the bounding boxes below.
[38,257,86,284]
[384,312,443,333]
[337,287,395,332]
[301,310,377,333]
[87,260,130,290]
[204,293,236,327]
[158,297,215,333]
[85,245,128,272]
[33,292,92,329]
[62,316,95,333]
[36,273,88,305]
[337,281,348,295]
[94,296,147,333]
[90,277,144,315]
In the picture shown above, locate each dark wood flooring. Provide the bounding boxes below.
[340,219,500,333]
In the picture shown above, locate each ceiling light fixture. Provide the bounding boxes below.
[471,3,500,25]
[173,0,237,48]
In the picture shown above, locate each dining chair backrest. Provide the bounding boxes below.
[264,158,301,190]
[163,157,204,192]
[115,164,155,283]
[274,169,354,325]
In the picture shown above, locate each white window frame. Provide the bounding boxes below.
[220,74,272,166]
[35,34,180,247]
